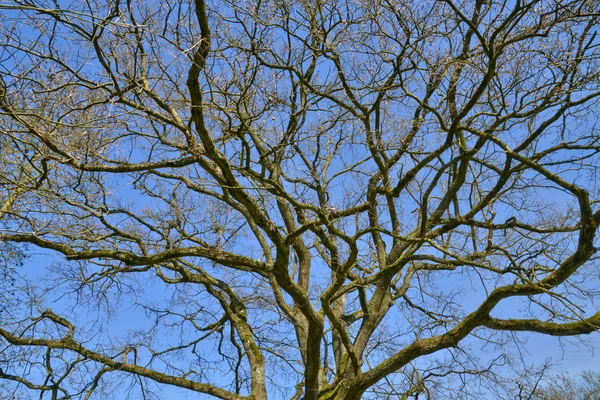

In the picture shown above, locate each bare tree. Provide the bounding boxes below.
[512,369,600,400]
[1,0,600,398]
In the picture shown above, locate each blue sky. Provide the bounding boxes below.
[2,0,600,398]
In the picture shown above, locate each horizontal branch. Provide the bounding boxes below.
[482,312,600,336]
[0,326,245,400]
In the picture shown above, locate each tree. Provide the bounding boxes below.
[1,0,600,398]
[514,369,600,400]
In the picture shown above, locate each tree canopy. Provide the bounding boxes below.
[1,0,600,399]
